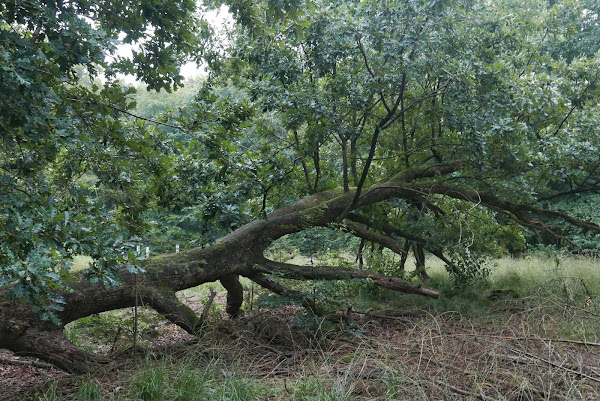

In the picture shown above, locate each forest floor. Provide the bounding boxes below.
[3,256,600,400]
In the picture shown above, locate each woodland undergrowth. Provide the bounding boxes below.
[4,256,600,401]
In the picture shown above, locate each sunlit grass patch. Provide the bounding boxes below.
[70,255,93,271]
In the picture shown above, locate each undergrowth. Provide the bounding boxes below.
[24,256,600,400]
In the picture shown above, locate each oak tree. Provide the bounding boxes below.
[2,0,600,372]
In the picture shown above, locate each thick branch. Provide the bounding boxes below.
[256,258,439,298]
[537,185,600,201]
[417,182,600,235]
[338,222,407,256]
[357,36,390,113]
[220,275,244,318]
[5,158,600,373]
[143,289,202,334]
[337,73,413,221]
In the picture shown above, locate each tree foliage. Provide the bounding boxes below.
[0,0,208,316]
[192,0,600,273]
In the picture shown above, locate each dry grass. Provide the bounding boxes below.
[6,256,600,400]
[79,305,600,400]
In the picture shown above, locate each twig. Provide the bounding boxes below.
[494,353,536,366]
[133,275,139,355]
[351,309,427,320]
[100,102,188,132]
[109,326,123,355]
[579,278,593,300]
[0,358,54,369]
[453,333,600,348]
[262,358,290,378]
[200,289,217,323]
[433,379,498,401]
[546,294,600,317]
[63,80,189,133]
[509,347,600,384]
[284,378,292,394]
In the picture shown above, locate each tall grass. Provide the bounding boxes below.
[34,359,272,401]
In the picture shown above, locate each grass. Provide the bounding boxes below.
[24,255,600,400]
[70,255,93,271]
[34,360,272,401]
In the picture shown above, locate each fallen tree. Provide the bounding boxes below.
[3,162,600,373]
[0,166,442,373]
[3,0,600,375]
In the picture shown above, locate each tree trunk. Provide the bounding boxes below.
[413,242,429,281]
[220,275,244,318]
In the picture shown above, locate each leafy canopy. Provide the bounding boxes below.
[0,0,208,318]
[190,0,600,273]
